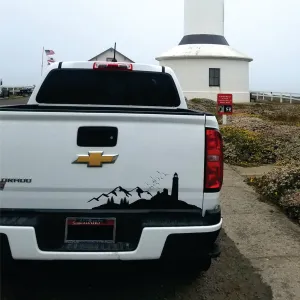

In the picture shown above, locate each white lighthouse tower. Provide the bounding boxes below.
[156,0,253,103]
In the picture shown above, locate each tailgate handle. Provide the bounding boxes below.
[77,127,118,147]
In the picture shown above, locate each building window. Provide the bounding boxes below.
[106,57,114,62]
[209,68,221,87]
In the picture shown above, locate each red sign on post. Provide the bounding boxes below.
[217,94,233,115]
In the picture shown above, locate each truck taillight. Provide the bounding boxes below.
[204,128,224,192]
[93,62,133,71]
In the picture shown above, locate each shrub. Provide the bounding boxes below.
[189,99,300,166]
[189,99,300,125]
[261,109,300,123]
[188,98,217,112]
[233,102,300,125]
[220,126,276,166]
[227,117,300,165]
[279,191,300,223]
[188,98,222,123]
[248,164,300,201]
[247,164,300,223]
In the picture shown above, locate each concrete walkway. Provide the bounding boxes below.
[222,164,300,300]
[231,165,276,178]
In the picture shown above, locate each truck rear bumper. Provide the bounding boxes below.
[0,219,222,260]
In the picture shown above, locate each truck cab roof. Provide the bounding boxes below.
[28,61,188,109]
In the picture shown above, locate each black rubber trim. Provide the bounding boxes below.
[179,34,229,46]
[205,208,221,225]
[0,209,220,252]
[0,208,203,214]
[162,66,165,73]
[0,209,221,253]
[161,229,221,259]
[0,209,220,226]
[58,62,62,69]
[0,105,214,116]
[209,242,221,258]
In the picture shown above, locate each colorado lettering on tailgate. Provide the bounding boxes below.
[1,178,32,183]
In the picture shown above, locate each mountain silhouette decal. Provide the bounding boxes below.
[89,173,200,210]
[88,187,152,203]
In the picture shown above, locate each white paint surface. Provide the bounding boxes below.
[156,44,252,62]
[158,58,250,103]
[184,0,224,36]
[0,111,207,210]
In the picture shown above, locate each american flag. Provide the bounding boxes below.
[45,49,55,56]
[47,57,56,65]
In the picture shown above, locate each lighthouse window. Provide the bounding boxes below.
[209,68,221,87]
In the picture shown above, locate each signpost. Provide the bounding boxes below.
[217,94,233,125]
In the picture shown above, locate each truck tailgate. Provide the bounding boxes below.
[0,111,205,211]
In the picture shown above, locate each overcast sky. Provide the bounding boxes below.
[1,0,299,92]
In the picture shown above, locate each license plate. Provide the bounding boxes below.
[65,217,116,243]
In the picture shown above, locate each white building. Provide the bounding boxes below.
[156,0,253,103]
[89,47,134,63]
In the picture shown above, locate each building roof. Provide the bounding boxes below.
[89,47,135,63]
[156,44,253,62]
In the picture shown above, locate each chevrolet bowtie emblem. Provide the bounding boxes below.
[73,151,118,167]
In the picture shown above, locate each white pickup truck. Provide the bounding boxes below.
[0,61,223,272]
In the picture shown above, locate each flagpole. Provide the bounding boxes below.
[41,47,44,76]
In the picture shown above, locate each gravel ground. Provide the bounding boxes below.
[0,230,272,300]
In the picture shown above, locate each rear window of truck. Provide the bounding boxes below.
[36,69,181,107]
